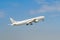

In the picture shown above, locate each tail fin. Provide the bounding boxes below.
[10,17,16,24]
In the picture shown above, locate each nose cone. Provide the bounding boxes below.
[41,16,45,18]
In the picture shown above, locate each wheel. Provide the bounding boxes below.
[26,24,29,25]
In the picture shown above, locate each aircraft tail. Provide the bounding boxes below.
[10,17,16,24]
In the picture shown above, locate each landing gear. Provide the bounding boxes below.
[30,23,33,25]
[26,24,29,25]
[29,22,33,25]
[26,22,33,25]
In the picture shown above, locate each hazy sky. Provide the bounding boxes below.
[0,0,60,40]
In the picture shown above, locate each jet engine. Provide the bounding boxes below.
[33,19,39,23]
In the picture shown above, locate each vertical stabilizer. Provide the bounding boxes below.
[10,18,16,24]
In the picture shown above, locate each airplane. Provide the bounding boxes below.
[9,16,45,26]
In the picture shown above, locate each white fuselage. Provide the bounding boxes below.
[10,16,45,26]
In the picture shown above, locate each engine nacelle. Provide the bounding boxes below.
[34,19,39,23]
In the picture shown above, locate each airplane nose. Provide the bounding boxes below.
[43,16,45,18]
[42,16,45,18]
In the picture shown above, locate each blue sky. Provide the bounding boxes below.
[0,0,60,40]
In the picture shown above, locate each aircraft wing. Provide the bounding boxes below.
[25,18,40,25]
[26,16,45,25]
